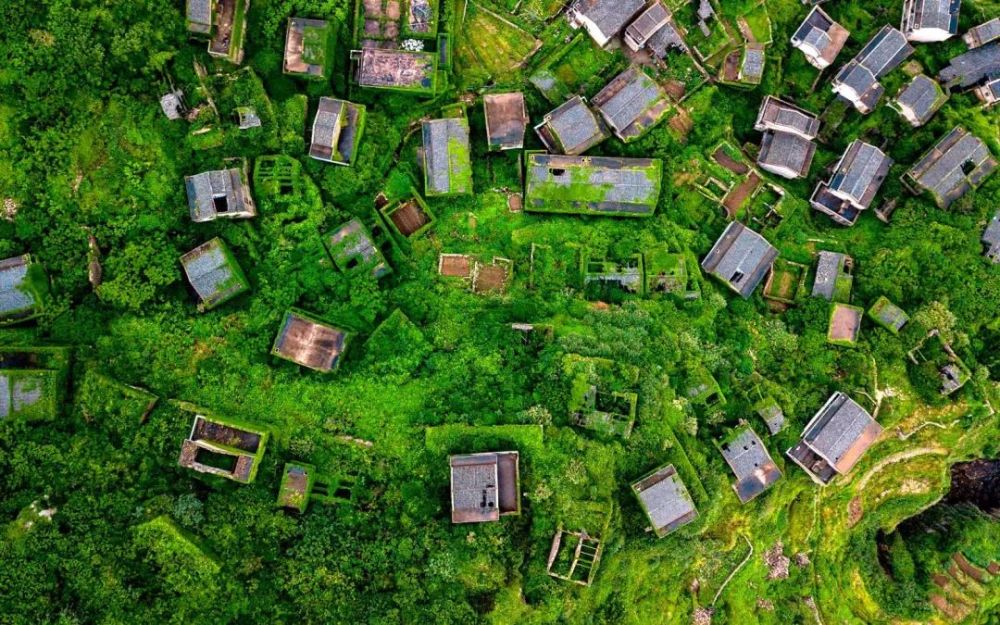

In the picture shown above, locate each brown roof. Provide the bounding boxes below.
[439,254,473,278]
[484,93,528,150]
[272,311,347,372]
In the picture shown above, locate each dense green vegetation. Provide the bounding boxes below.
[1,0,999,624]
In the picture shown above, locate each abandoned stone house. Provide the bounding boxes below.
[631,463,698,537]
[757,401,785,435]
[284,18,331,78]
[160,90,185,120]
[868,296,910,334]
[892,74,947,126]
[963,17,1000,49]
[483,92,528,151]
[983,210,1000,263]
[754,96,820,139]
[423,117,473,196]
[535,96,609,156]
[325,219,391,279]
[701,222,778,298]
[591,68,670,142]
[186,0,214,35]
[625,1,687,58]
[938,41,1000,95]
[271,309,350,372]
[810,140,892,226]
[310,97,365,165]
[787,392,882,485]
[904,126,997,208]
[973,76,1000,106]
[0,348,63,421]
[236,106,261,130]
[902,0,961,42]
[832,25,914,113]
[180,238,249,311]
[720,427,782,504]
[186,0,247,63]
[185,166,256,223]
[940,363,970,395]
[524,154,661,217]
[449,451,521,523]
[0,255,41,325]
[178,414,268,484]
[811,251,852,302]
[567,0,646,48]
[828,302,864,345]
[355,48,437,92]
[791,6,850,69]
[754,97,819,179]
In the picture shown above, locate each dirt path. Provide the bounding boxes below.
[854,447,948,492]
[711,534,753,606]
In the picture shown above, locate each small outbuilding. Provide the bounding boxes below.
[310,97,366,166]
[720,427,782,503]
[178,414,269,484]
[483,93,528,151]
[185,165,257,223]
[271,309,350,372]
[325,219,391,278]
[983,210,1000,263]
[180,238,250,311]
[631,463,698,537]
[535,96,609,156]
[450,451,521,523]
[701,222,778,298]
[787,392,882,485]
[811,251,853,302]
[828,303,863,346]
[868,296,909,334]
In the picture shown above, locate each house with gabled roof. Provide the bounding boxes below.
[811,251,853,302]
[720,426,782,504]
[524,153,661,217]
[271,309,350,372]
[868,296,909,334]
[891,74,947,126]
[938,41,1000,90]
[0,255,45,325]
[284,18,334,78]
[904,126,997,208]
[422,116,472,196]
[535,96,609,156]
[832,25,914,113]
[754,97,820,139]
[758,130,816,179]
[450,451,521,523]
[983,210,1000,263]
[624,1,673,52]
[591,68,670,142]
[791,6,850,69]
[811,140,892,226]
[567,0,646,48]
[309,97,366,166]
[324,219,391,279]
[178,414,268,484]
[483,93,528,151]
[974,75,1000,106]
[964,17,1000,49]
[631,463,698,537]
[701,221,778,298]
[787,392,882,485]
[186,0,214,34]
[902,0,960,42]
[180,238,249,311]
[185,165,256,223]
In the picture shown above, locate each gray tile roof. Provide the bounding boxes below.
[311,97,344,162]
[758,403,785,435]
[983,211,1000,262]
[0,371,48,420]
[625,1,671,48]
[720,427,782,503]
[326,219,390,278]
[827,140,892,209]
[939,41,1000,87]
[632,464,697,536]
[894,74,946,125]
[570,0,646,42]
[800,392,881,474]
[757,130,816,179]
[422,117,472,195]
[812,251,846,300]
[964,17,1000,48]
[902,0,960,38]
[186,0,213,30]
[0,255,35,319]
[907,126,997,207]
[185,168,253,222]
[792,7,851,68]
[701,221,778,298]
[525,154,661,215]
[854,25,914,78]
[754,96,821,139]
[450,454,499,523]
[742,46,766,82]
[592,68,668,140]
[537,96,608,155]
[180,238,248,309]
[833,61,884,111]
